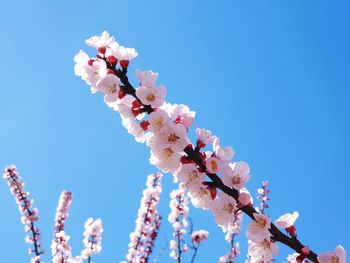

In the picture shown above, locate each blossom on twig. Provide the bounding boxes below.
[3,165,44,262]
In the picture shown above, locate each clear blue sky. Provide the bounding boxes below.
[1,0,349,262]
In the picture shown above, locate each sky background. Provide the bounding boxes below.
[0,0,349,262]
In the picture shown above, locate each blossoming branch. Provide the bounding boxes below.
[74,31,346,263]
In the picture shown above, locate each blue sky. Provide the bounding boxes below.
[0,0,349,262]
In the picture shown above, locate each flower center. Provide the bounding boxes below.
[198,187,209,197]
[146,93,156,101]
[151,118,163,129]
[330,256,339,263]
[210,160,218,171]
[168,133,179,142]
[107,84,117,93]
[256,218,267,228]
[232,174,241,184]
[223,203,234,214]
[188,170,199,181]
[261,239,270,249]
[163,148,173,158]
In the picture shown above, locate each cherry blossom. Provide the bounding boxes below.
[3,165,44,262]
[219,210,243,263]
[205,156,220,174]
[238,188,253,207]
[96,74,121,104]
[74,50,90,81]
[151,122,188,152]
[248,239,278,263]
[147,109,169,133]
[136,85,167,108]
[257,181,270,214]
[213,192,237,228]
[81,218,103,260]
[318,245,346,263]
[221,161,250,190]
[275,211,299,229]
[168,104,196,128]
[191,230,209,245]
[187,183,213,210]
[196,128,215,145]
[136,69,159,87]
[150,146,181,173]
[168,184,189,262]
[213,137,235,163]
[85,31,115,49]
[246,213,271,243]
[174,163,205,190]
[126,173,162,262]
[51,191,73,263]
[285,252,309,263]
[113,45,138,65]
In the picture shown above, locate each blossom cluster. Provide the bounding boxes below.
[81,217,104,260]
[168,184,190,260]
[191,230,209,246]
[219,210,243,263]
[3,165,105,263]
[126,172,163,262]
[74,31,347,263]
[3,165,44,263]
[51,191,73,263]
[256,181,270,214]
[74,31,253,231]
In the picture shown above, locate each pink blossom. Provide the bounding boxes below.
[81,218,103,260]
[246,213,271,243]
[257,180,270,214]
[318,245,346,263]
[196,128,215,145]
[285,252,309,263]
[238,188,253,207]
[150,147,181,173]
[191,230,209,245]
[126,173,163,262]
[213,192,237,228]
[136,69,159,87]
[275,211,299,229]
[136,85,166,108]
[169,104,196,128]
[82,59,108,92]
[174,163,204,190]
[248,239,278,263]
[113,45,138,62]
[222,161,250,190]
[205,156,220,174]
[3,165,44,261]
[74,50,90,80]
[213,137,235,163]
[85,31,115,49]
[147,109,169,133]
[96,74,121,104]
[187,184,213,210]
[51,191,73,262]
[168,185,189,261]
[152,122,188,152]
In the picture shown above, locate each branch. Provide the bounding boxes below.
[113,67,319,263]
